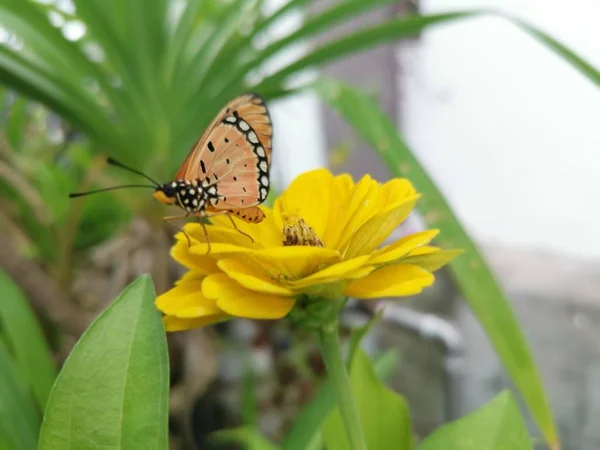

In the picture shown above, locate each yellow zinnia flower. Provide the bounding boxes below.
[156,169,461,331]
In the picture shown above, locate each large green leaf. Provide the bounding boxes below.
[38,275,169,450]
[321,348,412,450]
[313,79,557,447]
[0,270,56,411]
[417,391,532,450]
[0,343,40,450]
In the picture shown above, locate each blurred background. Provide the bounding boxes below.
[0,0,598,449]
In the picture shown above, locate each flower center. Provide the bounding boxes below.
[282,216,324,247]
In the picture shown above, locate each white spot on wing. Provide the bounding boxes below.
[192,199,198,207]
[189,189,195,195]
[260,188,267,198]
[180,190,186,195]
[259,161,268,171]
[261,176,269,187]
[184,198,189,204]
[239,120,250,131]
[256,146,265,157]
[171,182,177,187]
[247,131,258,144]
[224,116,236,124]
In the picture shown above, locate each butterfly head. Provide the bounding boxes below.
[153,183,178,205]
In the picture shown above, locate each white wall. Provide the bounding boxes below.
[399,0,600,259]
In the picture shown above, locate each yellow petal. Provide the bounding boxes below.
[175,270,205,285]
[290,255,373,289]
[299,265,376,298]
[325,174,380,250]
[274,169,334,241]
[163,315,227,331]
[171,239,219,273]
[344,264,434,299]
[342,193,419,259]
[189,242,255,259]
[155,280,222,318]
[203,274,296,319]
[217,258,295,296]
[369,230,439,265]
[229,246,340,280]
[209,206,282,248]
[402,247,463,272]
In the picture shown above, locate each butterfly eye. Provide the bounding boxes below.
[162,184,176,197]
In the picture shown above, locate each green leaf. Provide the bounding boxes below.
[417,391,532,450]
[322,348,412,450]
[5,97,29,151]
[313,78,557,447]
[38,275,169,450]
[257,12,476,93]
[212,427,280,450]
[282,315,396,450]
[500,12,600,87]
[209,0,399,99]
[371,349,401,380]
[0,343,40,450]
[0,270,56,411]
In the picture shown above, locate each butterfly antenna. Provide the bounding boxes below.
[106,157,161,187]
[69,184,157,198]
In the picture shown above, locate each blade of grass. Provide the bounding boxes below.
[0,343,40,450]
[313,78,558,448]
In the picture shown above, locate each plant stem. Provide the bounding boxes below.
[318,320,367,450]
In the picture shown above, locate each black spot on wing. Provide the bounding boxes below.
[208,141,215,152]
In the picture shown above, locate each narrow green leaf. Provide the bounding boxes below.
[257,11,600,93]
[0,47,111,143]
[322,348,412,450]
[500,12,600,86]
[0,343,40,450]
[418,391,532,450]
[0,270,56,411]
[5,96,29,151]
[38,275,169,450]
[257,12,476,92]
[209,0,399,99]
[313,78,558,447]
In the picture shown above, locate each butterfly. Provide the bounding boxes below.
[70,93,273,251]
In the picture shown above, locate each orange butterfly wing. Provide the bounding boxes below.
[175,94,272,215]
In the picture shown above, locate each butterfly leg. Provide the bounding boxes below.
[200,220,211,255]
[226,213,255,243]
[162,214,192,247]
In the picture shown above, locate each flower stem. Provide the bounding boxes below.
[317,321,367,450]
